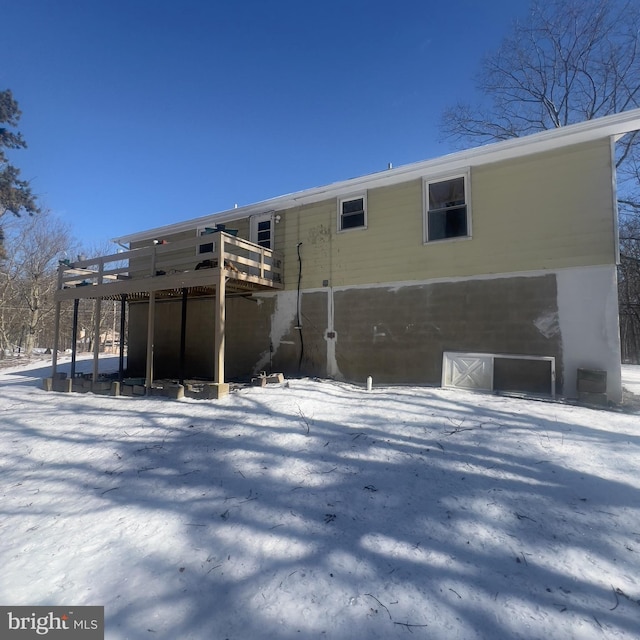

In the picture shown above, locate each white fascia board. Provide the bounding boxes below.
[113,108,640,246]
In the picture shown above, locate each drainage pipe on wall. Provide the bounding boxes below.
[296,242,304,372]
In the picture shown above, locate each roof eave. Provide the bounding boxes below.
[113,108,640,246]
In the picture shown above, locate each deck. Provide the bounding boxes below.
[50,232,283,395]
[54,231,283,302]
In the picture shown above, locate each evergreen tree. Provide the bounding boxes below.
[0,89,39,254]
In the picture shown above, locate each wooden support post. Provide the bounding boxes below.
[119,294,127,382]
[51,267,64,377]
[214,268,226,383]
[51,301,61,378]
[70,298,79,379]
[143,245,157,392]
[179,287,188,385]
[213,237,228,396]
[92,297,102,383]
[92,260,105,384]
[145,292,156,391]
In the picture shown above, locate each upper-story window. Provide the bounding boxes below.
[338,194,367,231]
[197,227,216,254]
[424,173,470,242]
[250,212,274,249]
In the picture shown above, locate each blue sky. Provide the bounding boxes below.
[2,0,531,248]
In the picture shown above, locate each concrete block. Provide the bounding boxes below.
[42,378,53,392]
[578,391,608,406]
[133,385,147,396]
[110,381,120,396]
[266,373,285,384]
[166,384,185,400]
[92,381,112,395]
[121,384,133,397]
[203,383,230,399]
[53,378,71,392]
[251,376,267,387]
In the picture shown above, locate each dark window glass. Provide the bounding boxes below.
[341,197,365,229]
[257,220,272,248]
[427,178,468,241]
[428,206,467,241]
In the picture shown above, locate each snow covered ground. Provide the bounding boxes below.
[1,357,639,640]
[622,364,640,396]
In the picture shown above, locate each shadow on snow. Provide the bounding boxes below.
[0,375,639,639]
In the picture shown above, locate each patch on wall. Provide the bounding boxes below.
[253,290,298,373]
[534,311,560,338]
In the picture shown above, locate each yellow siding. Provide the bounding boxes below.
[277,138,616,289]
[471,138,615,274]
[138,138,615,290]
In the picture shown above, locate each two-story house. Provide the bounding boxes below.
[52,109,640,402]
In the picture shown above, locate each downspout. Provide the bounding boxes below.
[295,242,304,372]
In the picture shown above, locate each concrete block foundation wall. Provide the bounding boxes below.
[125,266,622,402]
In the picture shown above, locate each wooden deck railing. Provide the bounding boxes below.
[54,231,283,301]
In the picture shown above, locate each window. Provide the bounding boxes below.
[250,213,274,249]
[424,174,470,242]
[197,227,216,255]
[339,195,367,231]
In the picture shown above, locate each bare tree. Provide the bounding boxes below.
[440,0,640,361]
[0,219,22,351]
[0,211,76,355]
[441,0,640,142]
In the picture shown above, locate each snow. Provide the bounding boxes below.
[622,364,640,396]
[1,357,639,640]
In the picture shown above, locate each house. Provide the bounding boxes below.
[52,109,640,402]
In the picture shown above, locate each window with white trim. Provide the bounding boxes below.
[250,212,274,249]
[338,194,367,231]
[424,174,470,242]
